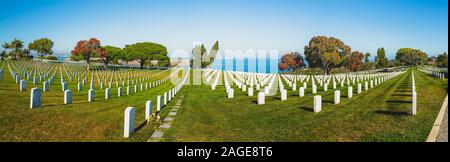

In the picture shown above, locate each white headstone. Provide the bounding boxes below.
[118,87,122,97]
[314,95,322,113]
[30,88,42,109]
[357,83,362,94]
[281,89,287,101]
[123,107,135,138]
[248,87,254,96]
[348,86,353,98]
[157,95,162,111]
[105,88,111,100]
[77,82,82,91]
[64,90,72,104]
[412,91,417,115]
[145,100,152,122]
[299,87,305,97]
[20,79,27,91]
[334,90,340,104]
[312,85,317,94]
[43,81,49,92]
[62,82,68,92]
[164,92,168,105]
[88,89,95,102]
[228,88,234,98]
[258,91,265,105]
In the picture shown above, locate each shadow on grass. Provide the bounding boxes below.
[375,110,410,116]
[135,121,148,132]
[390,94,412,97]
[395,90,413,93]
[385,100,412,104]
[299,106,313,112]
[323,100,334,104]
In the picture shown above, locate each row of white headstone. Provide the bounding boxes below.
[204,68,405,107]
[28,68,178,109]
[123,68,190,138]
[9,61,171,94]
[417,67,446,80]
[268,71,405,113]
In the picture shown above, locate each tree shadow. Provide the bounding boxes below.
[375,110,410,116]
[251,100,258,104]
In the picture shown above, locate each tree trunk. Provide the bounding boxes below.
[104,59,109,68]
[140,59,145,69]
[86,59,91,71]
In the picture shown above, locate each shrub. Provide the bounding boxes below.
[45,55,58,60]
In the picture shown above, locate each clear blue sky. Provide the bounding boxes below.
[0,0,448,60]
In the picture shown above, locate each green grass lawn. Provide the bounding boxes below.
[0,62,183,142]
[162,68,447,142]
[0,62,447,142]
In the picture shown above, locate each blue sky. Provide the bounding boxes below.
[0,0,448,60]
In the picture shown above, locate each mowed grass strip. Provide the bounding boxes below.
[162,68,447,142]
[0,63,183,142]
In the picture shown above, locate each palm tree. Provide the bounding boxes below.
[2,42,9,60]
[10,39,24,60]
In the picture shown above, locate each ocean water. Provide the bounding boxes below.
[209,58,280,74]
[54,54,281,73]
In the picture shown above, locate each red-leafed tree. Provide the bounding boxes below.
[71,38,102,70]
[278,52,306,72]
[346,51,365,72]
[96,47,110,67]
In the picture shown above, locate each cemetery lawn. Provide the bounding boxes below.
[0,63,182,142]
[162,68,448,142]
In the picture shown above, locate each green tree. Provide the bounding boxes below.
[124,42,168,69]
[375,47,388,68]
[202,41,219,68]
[190,44,207,69]
[395,48,428,66]
[364,52,371,63]
[436,52,448,68]
[304,36,351,75]
[103,46,124,65]
[28,38,54,58]
[190,41,220,69]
